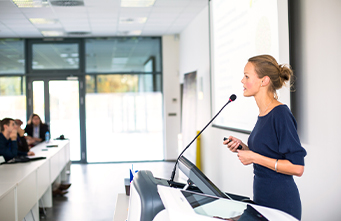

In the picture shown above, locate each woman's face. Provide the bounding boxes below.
[241,62,262,97]
[32,116,41,126]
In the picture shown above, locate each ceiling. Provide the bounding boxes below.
[0,0,209,38]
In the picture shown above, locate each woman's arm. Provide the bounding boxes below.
[237,150,304,177]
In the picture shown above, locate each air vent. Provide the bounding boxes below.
[50,0,84,6]
[67,31,91,36]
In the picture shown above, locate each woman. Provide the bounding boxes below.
[224,55,307,220]
[25,114,49,145]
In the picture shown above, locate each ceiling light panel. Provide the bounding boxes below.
[119,17,147,24]
[40,30,64,36]
[50,0,84,7]
[12,0,49,8]
[29,18,59,25]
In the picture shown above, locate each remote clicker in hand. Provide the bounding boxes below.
[224,137,242,150]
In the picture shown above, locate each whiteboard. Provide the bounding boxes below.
[210,0,290,133]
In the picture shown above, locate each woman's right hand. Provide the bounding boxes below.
[223,136,245,152]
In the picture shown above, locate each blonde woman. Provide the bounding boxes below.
[224,55,307,220]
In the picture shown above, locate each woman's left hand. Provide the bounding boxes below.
[236,150,258,165]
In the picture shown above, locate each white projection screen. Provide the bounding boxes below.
[210,0,290,133]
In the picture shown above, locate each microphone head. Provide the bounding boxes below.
[229,94,237,101]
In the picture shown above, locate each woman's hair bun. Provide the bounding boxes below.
[279,64,292,83]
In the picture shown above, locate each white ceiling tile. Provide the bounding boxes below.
[2,21,33,26]
[59,18,89,23]
[88,14,117,19]
[33,23,64,29]
[20,7,55,14]
[151,7,184,14]
[119,7,152,14]
[84,0,120,7]
[16,30,41,34]
[0,1,19,8]
[141,30,165,36]
[118,26,144,31]
[0,14,26,19]
[90,19,118,23]
[189,1,209,8]
[0,0,208,37]
[63,25,91,29]
[91,24,117,29]
[87,7,119,13]
[153,0,190,7]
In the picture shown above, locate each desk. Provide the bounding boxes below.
[113,194,129,221]
[0,140,70,221]
[0,183,16,221]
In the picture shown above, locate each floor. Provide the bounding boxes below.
[41,161,176,221]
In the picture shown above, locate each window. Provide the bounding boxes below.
[85,73,163,162]
[0,39,25,74]
[86,37,161,73]
[32,43,79,70]
[0,76,26,122]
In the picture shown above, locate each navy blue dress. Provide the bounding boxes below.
[248,105,307,220]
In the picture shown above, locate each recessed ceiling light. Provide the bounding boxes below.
[121,0,156,7]
[29,18,59,25]
[119,17,147,24]
[12,0,49,8]
[50,0,84,6]
[67,31,91,36]
[40,30,64,37]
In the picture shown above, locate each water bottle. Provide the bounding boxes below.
[45,131,50,143]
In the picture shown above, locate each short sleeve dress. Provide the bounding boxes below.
[248,105,307,220]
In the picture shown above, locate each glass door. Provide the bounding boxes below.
[29,78,82,162]
[49,80,81,161]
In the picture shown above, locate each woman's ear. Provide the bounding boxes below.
[261,76,271,86]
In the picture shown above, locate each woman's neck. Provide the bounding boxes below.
[255,92,276,116]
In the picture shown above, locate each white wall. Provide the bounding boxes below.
[162,35,181,160]
[179,1,341,220]
[178,7,211,163]
[179,4,253,200]
[289,0,341,220]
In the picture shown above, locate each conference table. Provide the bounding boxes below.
[0,139,70,221]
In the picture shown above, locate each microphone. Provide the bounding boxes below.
[169,94,237,182]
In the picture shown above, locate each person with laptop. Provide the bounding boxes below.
[224,55,307,220]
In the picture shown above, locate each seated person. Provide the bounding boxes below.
[25,114,49,146]
[0,118,18,161]
[14,119,35,156]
